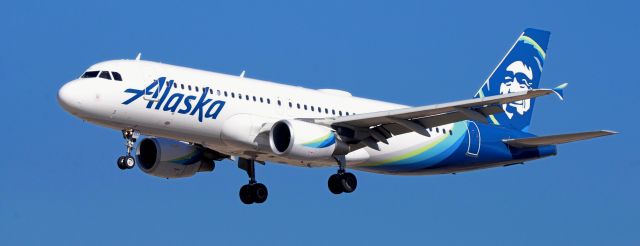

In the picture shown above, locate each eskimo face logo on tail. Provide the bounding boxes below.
[122,77,225,122]
[499,60,533,119]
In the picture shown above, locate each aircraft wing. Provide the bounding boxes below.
[502,130,617,148]
[310,88,562,149]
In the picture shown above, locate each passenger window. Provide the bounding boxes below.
[238,93,242,99]
[304,105,308,110]
[81,71,99,78]
[277,100,282,106]
[99,71,112,80]
[267,98,271,104]
[449,130,453,135]
[260,97,264,103]
[173,83,177,89]
[297,103,300,109]
[436,128,440,133]
[339,111,343,116]
[332,109,335,115]
[111,72,123,81]
[253,96,257,102]
[289,102,293,108]
[188,85,192,91]
[231,92,235,98]
[346,112,350,116]
[209,88,213,94]
[325,108,328,114]
[224,91,228,97]
[311,106,315,111]
[217,90,221,96]
[180,84,185,90]
[195,87,199,92]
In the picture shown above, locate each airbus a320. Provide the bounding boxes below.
[58,28,616,204]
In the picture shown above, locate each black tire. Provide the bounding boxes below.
[239,185,254,204]
[117,156,127,170]
[253,183,268,204]
[124,156,136,169]
[340,172,357,193]
[328,174,343,194]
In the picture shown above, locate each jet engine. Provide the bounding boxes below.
[269,119,349,160]
[136,138,225,178]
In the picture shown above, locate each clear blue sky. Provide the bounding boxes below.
[1,0,638,245]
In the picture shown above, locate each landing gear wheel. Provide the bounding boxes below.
[117,156,127,170]
[253,183,268,204]
[239,184,254,205]
[237,158,269,205]
[328,174,343,194]
[327,172,358,194]
[341,172,357,193]
[124,155,135,169]
[239,183,269,204]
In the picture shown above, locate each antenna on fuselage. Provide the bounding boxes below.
[240,70,246,78]
[135,53,142,61]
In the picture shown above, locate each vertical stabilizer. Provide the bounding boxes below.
[474,28,551,132]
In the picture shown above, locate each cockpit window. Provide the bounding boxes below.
[81,71,100,78]
[112,72,122,81]
[99,71,112,80]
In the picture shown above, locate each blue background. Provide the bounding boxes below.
[1,0,637,245]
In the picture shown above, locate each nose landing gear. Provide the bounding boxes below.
[117,129,138,170]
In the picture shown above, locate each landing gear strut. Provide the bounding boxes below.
[238,158,268,204]
[117,129,138,170]
[328,155,357,194]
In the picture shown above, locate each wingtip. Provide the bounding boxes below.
[601,130,619,135]
[552,83,568,100]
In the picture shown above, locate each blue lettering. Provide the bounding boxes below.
[145,78,163,109]
[123,78,225,122]
[205,100,225,119]
[163,93,184,112]
[154,79,173,110]
[189,87,212,122]
[178,95,196,114]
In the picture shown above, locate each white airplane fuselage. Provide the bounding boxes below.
[59,59,542,175]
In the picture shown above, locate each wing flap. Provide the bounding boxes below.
[503,130,617,148]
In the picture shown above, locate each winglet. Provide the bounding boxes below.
[135,52,142,61]
[552,83,568,100]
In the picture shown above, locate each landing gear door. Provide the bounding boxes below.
[466,121,481,157]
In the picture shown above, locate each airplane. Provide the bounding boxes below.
[57,28,616,204]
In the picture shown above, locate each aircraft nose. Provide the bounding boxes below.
[57,81,81,114]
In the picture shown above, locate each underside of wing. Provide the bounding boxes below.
[306,88,561,149]
[502,130,618,148]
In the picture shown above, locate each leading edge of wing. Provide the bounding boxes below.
[313,88,558,127]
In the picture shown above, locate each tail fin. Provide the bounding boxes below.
[474,28,551,132]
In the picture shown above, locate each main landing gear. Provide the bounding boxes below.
[117,129,138,170]
[238,158,268,205]
[328,155,358,194]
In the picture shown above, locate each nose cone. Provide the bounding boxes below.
[57,81,81,114]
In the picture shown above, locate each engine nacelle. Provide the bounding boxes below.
[136,138,220,179]
[269,119,349,160]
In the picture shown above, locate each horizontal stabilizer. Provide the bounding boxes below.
[503,130,617,148]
